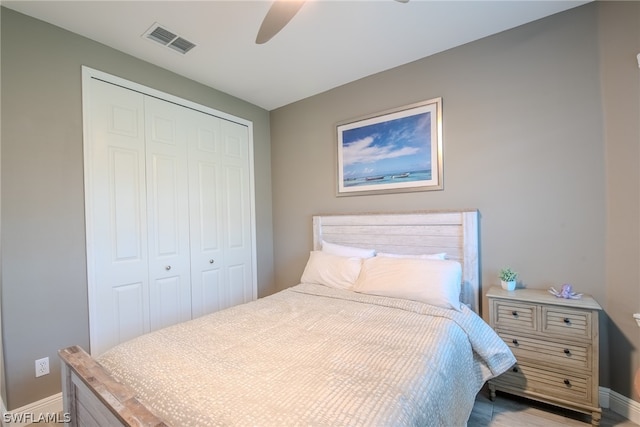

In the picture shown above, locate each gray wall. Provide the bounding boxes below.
[599,1,640,401]
[0,7,274,409]
[271,1,639,400]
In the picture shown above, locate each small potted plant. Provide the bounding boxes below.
[499,267,518,291]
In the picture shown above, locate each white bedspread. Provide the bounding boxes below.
[98,284,515,426]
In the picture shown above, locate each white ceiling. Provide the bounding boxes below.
[2,0,590,111]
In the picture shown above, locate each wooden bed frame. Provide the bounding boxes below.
[59,209,479,426]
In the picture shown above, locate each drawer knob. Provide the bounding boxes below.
[564,379,571,387]
[512,367,519,373]
[209,259,215,264]
[512,339,519,346]
[165,265,172,271]
[512,311,519,318]
[563,317,571,325]
[564,348,571,356]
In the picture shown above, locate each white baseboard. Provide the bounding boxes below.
[600,386,640,425]
[1,393,63,427]
[599,386,610,409]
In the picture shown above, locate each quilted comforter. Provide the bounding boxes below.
[98,283,515,426]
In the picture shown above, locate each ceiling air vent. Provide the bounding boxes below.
[143,23,196,54]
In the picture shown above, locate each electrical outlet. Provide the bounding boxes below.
[35,357,49,377]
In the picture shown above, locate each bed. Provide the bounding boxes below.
[59,210,516,426]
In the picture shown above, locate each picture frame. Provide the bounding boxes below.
[336,97,443,196]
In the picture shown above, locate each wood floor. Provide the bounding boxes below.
[470,386,638,427]
[27,389,639,426]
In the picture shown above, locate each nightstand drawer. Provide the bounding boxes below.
[492,300,537,331]
[498,332,591,371]
[543,306,592,339]
[492,363,592,404]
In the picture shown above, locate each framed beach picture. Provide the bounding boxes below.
[336,97,443,196]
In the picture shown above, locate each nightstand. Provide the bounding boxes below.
[487,286,603,426]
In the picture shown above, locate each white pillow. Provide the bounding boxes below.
[300,251,362,290]
[321,240,375,258]
[353,256,462,310]
[377,252,446,260]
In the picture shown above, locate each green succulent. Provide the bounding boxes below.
[499,267,518,282]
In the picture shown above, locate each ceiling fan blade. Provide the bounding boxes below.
[256,0,306,44]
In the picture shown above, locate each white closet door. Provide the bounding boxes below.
[187,111,223,317]
[144,97,192,330]
[188,111,254,317]
[87,79,149,356]
[84,68,256,355]
[220,120,254,308]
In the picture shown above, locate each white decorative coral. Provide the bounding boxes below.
[548,284,582,299]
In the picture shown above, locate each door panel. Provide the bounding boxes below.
[87,79,149,356]
[150,154,181,255]
[113,282,146,344]
[228,264,248,307]
[197,269,223,314]
[110,148,144,261]
[152,276,185,330]
[145,97,192,331]
[220,121,254,308]
[187,111,225,317]
[225,166,246,249]
[197,162,220,251]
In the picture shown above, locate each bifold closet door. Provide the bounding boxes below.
[144,97,192,331]
[87,81,192,355]
[86,75,255,355]
[87,79,150,356]
[187,110,254,318]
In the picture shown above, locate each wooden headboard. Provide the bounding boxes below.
[312,210,480,313]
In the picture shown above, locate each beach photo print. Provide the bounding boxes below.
[336,98,443,196]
